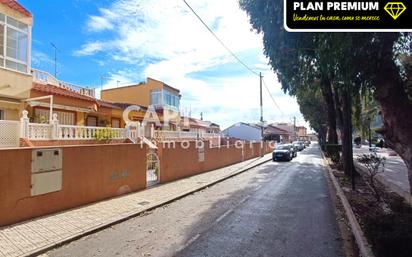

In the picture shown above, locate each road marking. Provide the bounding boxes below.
[240,196,250,204]
[215,209,233,224]
[176,233,201,252]
[186,233,200,246]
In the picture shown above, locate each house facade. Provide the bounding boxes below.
[271,123,297,142]
[296,126,308,140]
[101,78,181,130]
[223,122,289,142]
[180,116,221,134]
[27,70,124,128]
[0,0,32,120]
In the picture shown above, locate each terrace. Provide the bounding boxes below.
[32,69,96,98]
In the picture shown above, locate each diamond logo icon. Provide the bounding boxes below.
[384,2,406,20]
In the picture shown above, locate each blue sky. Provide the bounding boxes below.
[20,0,306,129]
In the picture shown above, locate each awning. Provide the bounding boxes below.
[27,101,93,113]
[0,98,22,110]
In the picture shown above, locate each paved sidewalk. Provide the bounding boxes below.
[353,146,411,204]
[0,154,272,257]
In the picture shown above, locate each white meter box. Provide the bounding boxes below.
[31,148,63,196]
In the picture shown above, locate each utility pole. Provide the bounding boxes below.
[51,43,58,78]
[260,72,264,157]
[293,116,297,141]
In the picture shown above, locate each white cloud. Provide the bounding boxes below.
[87,14,114,32]
[77,0,307,129]
[74,41,106,56]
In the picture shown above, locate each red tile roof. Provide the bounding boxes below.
[32,83,95,102]
[96,99,122,110]
[0,0,32,17]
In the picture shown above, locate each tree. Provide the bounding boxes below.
[240,0,412,194]
[295,84,328,144]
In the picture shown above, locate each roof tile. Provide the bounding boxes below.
[0,0,32,17]
[32,83,95,102]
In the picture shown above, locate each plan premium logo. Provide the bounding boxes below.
[384,2,406,20]
[284,0,412,31]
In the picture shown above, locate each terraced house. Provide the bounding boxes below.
[101,77,182,130]
[0,0,32,120]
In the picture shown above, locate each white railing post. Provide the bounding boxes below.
[51,113,59,140]
[137,122,141,139]
[125,122,131,139]
[150,124,154,138]
[20,110,29,139]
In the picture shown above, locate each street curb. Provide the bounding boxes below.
[320,151,375,257]
[26,156,272,257]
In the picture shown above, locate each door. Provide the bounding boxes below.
[146,149,160,187]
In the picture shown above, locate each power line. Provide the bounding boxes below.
[262,79,284,115]
[182,0,259,76]
[182,0,285,116]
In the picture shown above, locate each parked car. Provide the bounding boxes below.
[293,141,305,151]
[273,144,294,161]
[287,143,298,158]
[304,140,311,147]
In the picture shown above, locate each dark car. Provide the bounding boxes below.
[273,144,294,161]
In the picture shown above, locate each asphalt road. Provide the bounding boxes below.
[44,144,343,257]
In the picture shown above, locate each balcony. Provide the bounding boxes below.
[32,69,96,98]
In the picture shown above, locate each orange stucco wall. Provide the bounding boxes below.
[158,141,275,184]
[0,143,147,227]
[159,142,269,184]
[101,78,165,108]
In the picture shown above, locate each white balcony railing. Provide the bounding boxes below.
[57,125,126,140]
[32,69,96,98]
[28,123,53,140]
[202,133,221,140]
[154,130,197,141]
[153,130,222,141]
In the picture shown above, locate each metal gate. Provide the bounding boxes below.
[146,149,160,187]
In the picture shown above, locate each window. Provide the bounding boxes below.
[0,13,30,73]
[86,116,98,127]
[163,90,180,109]
[150,90,162,106]
[112,118,120,128]
[34,109,75,125]
[0,23,4,67]
[150,89,180,109]
[0,109,4,120]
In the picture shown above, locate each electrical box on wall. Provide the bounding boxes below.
[31,148,63,196]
